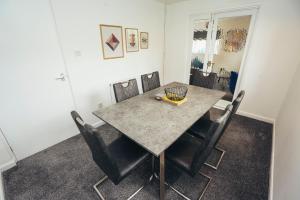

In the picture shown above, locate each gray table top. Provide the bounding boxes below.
[93,82,225,156]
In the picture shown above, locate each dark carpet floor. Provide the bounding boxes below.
[3,108,273,200]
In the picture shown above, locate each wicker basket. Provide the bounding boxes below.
[164,86,188,101]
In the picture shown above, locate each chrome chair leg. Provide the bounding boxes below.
[205,146,226,170]
[93,176,108,200]
[154,172,212,200]
[127,174,154,200]
[93,173,154,200]
[198,172,212,200]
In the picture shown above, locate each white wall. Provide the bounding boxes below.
[51,0,165,124]
[0,0,164,161]
[164,0,300,121]
[273,63,300,200]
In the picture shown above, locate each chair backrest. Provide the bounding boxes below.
[191,105,233,174]
[141,71,161,93]
[113,79,139,103]
[232,90,245,115]
[70,111,120,183]
[229,71,238,94]
[192,70,217,89]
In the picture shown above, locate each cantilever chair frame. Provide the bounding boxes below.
[153,171,212,200]
[163,106,233,200]
[75,116,155,200]
[93,155,161,200]
[199,91,245,171]
[204,146,226,170]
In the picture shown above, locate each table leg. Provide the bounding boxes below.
[160,152,165,200]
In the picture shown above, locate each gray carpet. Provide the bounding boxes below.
[3,108,273,200]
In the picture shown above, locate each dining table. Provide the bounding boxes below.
[93,82,225,200]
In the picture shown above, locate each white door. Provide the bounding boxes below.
[210,9,257,101]
[0,1,77,160]
[186,13,212,82]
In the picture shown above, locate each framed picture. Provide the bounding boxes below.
[125,28,139,52]
[140,32,149,49]
[100,24,124,59]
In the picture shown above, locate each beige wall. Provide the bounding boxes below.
[273,63,300,200]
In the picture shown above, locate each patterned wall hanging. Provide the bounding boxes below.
[223,28,248,52]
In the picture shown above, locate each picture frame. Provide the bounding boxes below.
[100,24,124,59]
[140,32,149,49]
[125,28,139,52]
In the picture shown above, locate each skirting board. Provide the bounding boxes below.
[0,172,5,200]
[0,157,17,200]
[213,105,275,124]
[237,110,275,124]
[0,160,16,173]
[268,120,275,200]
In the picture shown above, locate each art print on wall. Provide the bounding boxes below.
[125,28,139,52]
[100,24,124,59]
[140,32,149,49]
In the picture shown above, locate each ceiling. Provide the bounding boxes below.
[155,0,189,5]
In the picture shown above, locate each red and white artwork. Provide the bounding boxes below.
[106,33,120,51]
[100,25,124,59]
[125,28,139,52]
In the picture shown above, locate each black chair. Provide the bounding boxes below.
[231,90,245,115]
[113,79,139,103]
[71,111,151,200]
[165,105,233,199]
[141,71,161,93]
[191,70,217,89]
[188,90,245,170]
[190,90,245,139]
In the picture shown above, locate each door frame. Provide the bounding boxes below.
[185,6,259,103]
[0,128,17,171]
[185,13,211,84]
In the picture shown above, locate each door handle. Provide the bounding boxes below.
[55,73,66,81]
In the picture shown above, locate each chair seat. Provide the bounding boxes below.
[108,136,150,178]
[189,118,214,139]
[166,134,206,176]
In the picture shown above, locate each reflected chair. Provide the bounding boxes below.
[113,79,139,103]
[71,111,151,200]
[188,90,245,170]
[165,105,233,199]
[141,71,161,93]
[191,70,217,89]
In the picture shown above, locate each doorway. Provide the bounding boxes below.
[189,9,256,105]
